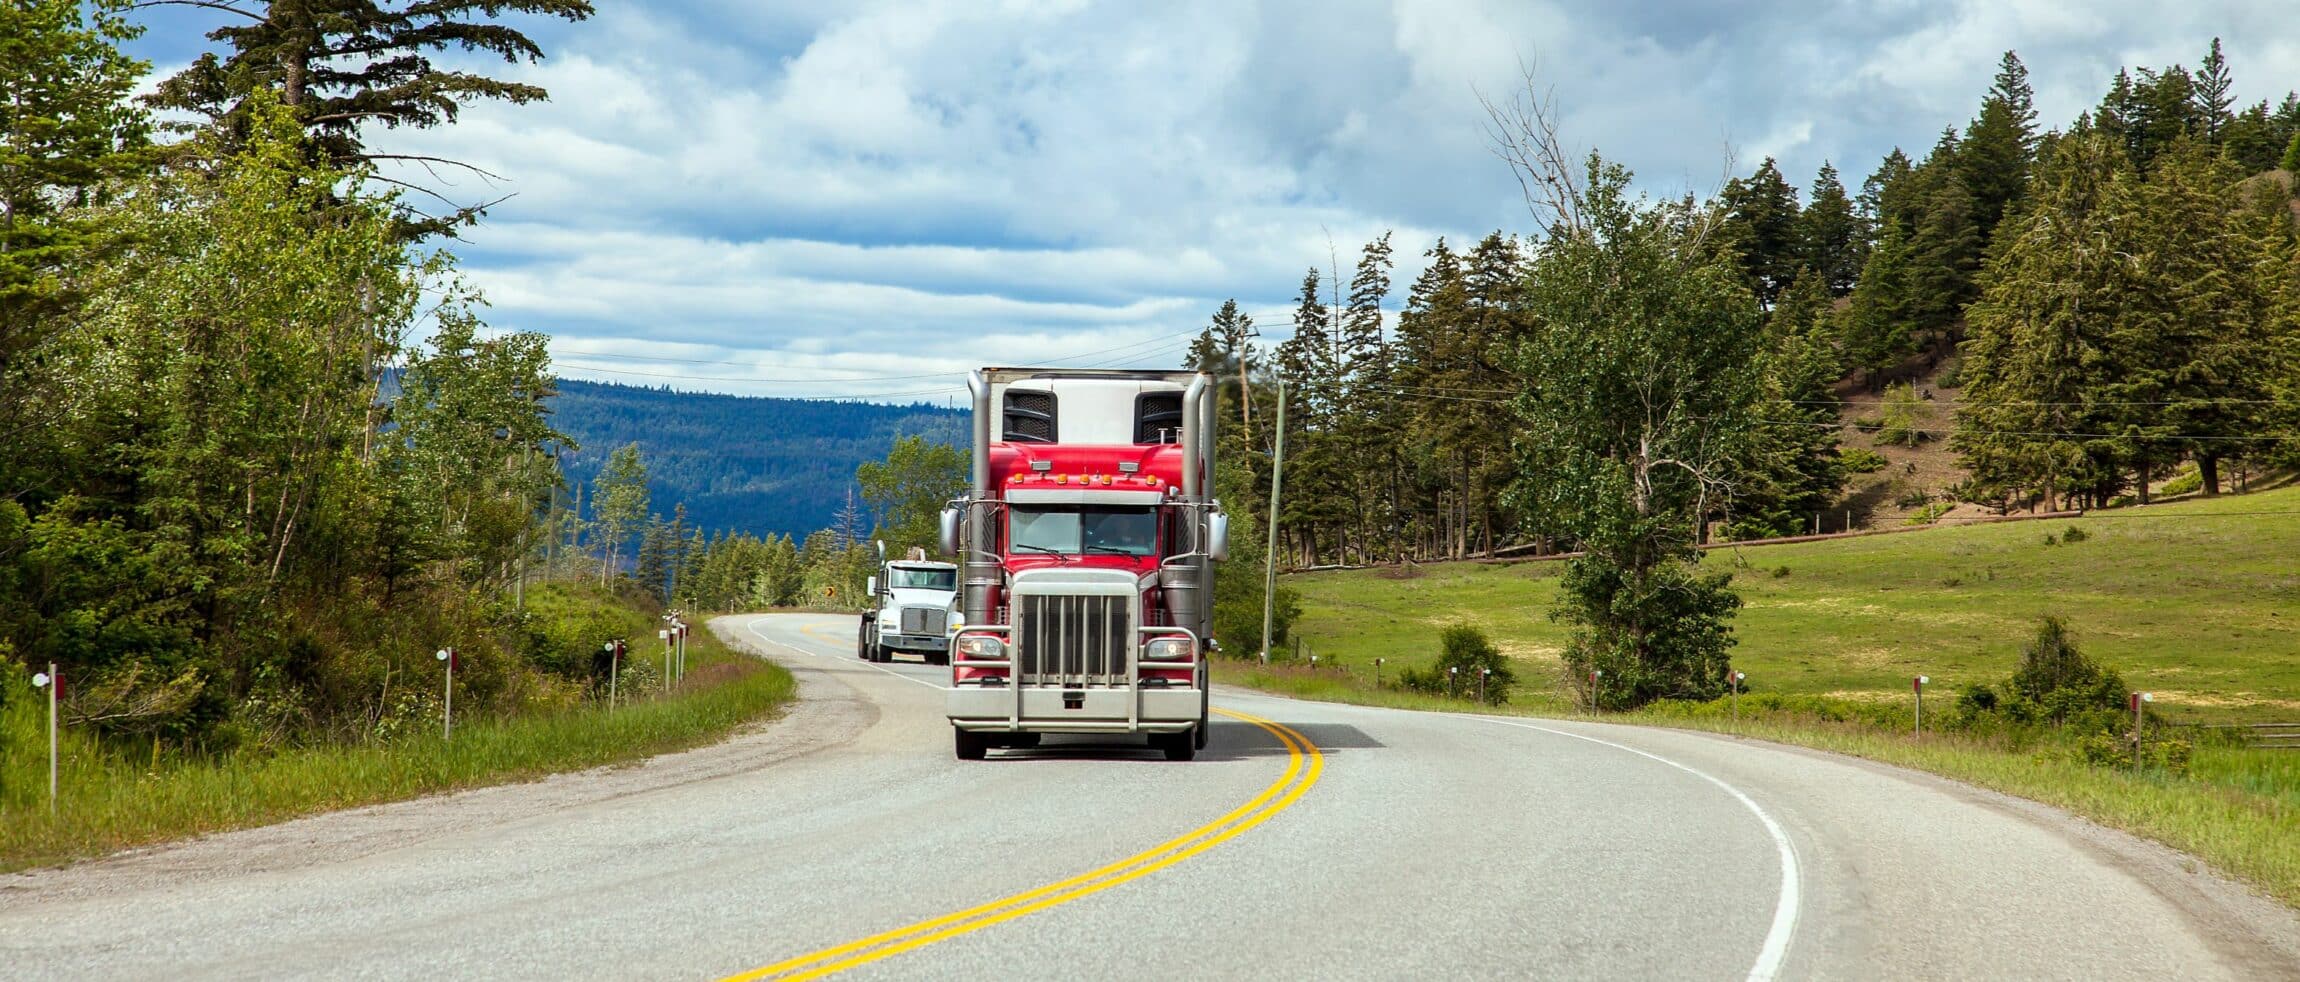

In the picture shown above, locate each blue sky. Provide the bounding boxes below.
[124,1,2300,402]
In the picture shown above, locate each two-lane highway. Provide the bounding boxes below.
[3,611,2296,979]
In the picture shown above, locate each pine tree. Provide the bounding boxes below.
[2193,38,2235,143]
[150,0,594,237]
[1960,51,2039,243]
[1726,271,1844,538]
[634,517,671,603]
[1860,148,1914,234]
[2283,133,2300,175]
[1843,223,1919,384]
[0,0,149,398]
[1720,158,1804,305]
[1187,298,1260,444]
[1800,162,1864,295]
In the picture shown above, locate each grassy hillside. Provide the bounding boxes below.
[1287,485,2300,724]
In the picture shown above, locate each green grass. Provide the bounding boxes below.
[1237,486,2300,908]
[1287,485,2300,724]
[0,609,793,871]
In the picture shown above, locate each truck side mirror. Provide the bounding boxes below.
[874,539,886,562]
[866,576,878,596]
[1208,511,1230,562]
[939,504,961,556]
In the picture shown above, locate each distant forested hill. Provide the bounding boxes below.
[549,379,966,538]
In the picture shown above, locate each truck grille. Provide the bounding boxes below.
[900,606,948,635]
[1017,594,1130,684]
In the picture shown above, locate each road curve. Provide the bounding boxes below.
[3,611,2296,980]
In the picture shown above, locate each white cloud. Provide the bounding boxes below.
[240,0,2300,401]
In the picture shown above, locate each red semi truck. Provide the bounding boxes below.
[940,367,1228,760]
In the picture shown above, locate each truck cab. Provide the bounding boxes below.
[858,545,960,665]
[942,368,1228,761]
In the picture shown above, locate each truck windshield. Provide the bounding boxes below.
[887,567,957,590]
[1010,506,1158,557]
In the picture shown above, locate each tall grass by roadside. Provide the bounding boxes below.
[0,614,792,872]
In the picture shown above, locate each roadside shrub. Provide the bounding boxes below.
[2079,731,2194,774]
[1771,565,1791,578]
[2060,525,2089,544]
[1937,357,1964,389]
[1903,502,1953,525]
[1878,383,1928,447]
[1852,415,1884,433]
[1399,624,1516,704]
[2160,466,2202,496]
[1841,448,1889,473]
[2003,616,2127,727]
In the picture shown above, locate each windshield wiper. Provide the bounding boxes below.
[1082,545,1139,555]
[1011,544,1070,561]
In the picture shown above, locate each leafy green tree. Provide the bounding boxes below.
[2282,133,2300,174]
[151,0,594,236]
[855,434,967,556]
[592,443,649,585]
[1509,154,1762,709]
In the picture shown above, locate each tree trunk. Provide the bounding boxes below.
[2200,455,2221,496]
[2137,461,2151,505]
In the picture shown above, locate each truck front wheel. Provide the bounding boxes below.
[954,727,988,761]
[856,618,873,660]
[1152,729,1197,762]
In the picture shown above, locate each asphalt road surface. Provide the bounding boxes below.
[4,611,2297,980]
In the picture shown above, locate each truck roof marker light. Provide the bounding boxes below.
[1055,474,1067,484]
[1146,475,1160,486]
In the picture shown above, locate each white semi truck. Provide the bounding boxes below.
[857,542,961,665]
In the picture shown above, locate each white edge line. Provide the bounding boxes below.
[1462,715,1801,982]
[740,615,949,691]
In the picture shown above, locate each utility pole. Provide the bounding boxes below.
[1260,379,1287,666]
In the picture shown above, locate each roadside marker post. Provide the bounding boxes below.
[2130,692,2154,771]
[1478,667,1490,705]
[1374,657,1384,689]
[1448,665,1458,700]
[1730,670,1745,729]
[1590,668,1603,710]
[1913,675,1929,738]
[33,664,58,811]
[436,649,455,741]
[659,629,673,693]
[605,641,622,709]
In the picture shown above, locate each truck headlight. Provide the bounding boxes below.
[1144,637,1194,661]
[954,635,1004,659]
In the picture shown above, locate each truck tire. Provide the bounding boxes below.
[856,618,872,660]
[1195,682,1210,750]
[954,727,988,761]
[926,651,949,667]
[1003,732,1041,749]
[873,644,893,663]
[1153,730,1197,762]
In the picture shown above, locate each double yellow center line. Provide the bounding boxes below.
[724,708,1324,981]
